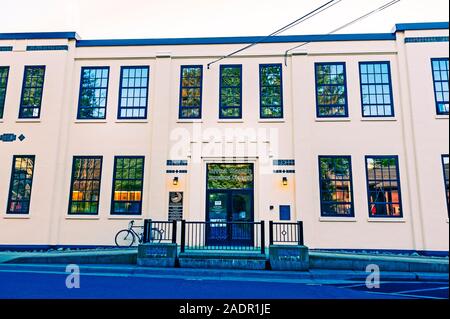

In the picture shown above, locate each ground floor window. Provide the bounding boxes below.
[68,156,103,215]
[111,156,144,215]
[318,156,354,217]
[7,155,35,214]
[365,155,403,218]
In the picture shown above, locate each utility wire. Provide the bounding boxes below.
[283,0,401,65]
[206,0,343,69]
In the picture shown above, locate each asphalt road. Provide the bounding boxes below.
[0,268,447,299]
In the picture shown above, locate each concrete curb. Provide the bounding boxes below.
[0,263,447,282]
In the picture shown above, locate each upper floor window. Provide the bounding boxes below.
[431,58,449,115]
[315,62,348,117]
[442,155,449,214]
[111,156,145,215]
[318,156,354,217]
[7,155,35,214]
[118,66,149,119]
[68,156,103,215]
[19,66,45,119]
[77,67,109,119]
[359,62,394,117]
[0,66,9,119]
[179,65,202,119]
[260,64,283,118]
[365,156,403,218]
[220,65,242,119]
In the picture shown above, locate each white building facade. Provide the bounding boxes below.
[0,22,448,253]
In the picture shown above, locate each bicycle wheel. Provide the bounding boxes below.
[150,228,163,243]
[115,230,135,247]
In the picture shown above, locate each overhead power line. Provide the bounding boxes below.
[284,0,401,65]
[206,0,343,69]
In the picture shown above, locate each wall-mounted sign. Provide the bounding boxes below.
[207,163,254,190]
[0,133,25,142]
[168,192,183,221]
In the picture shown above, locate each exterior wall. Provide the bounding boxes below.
[0,25,448,251]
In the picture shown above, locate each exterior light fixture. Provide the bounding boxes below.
[173,176,179,186]
[282,177,288,186]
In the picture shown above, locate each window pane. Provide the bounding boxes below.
[118,66,149,119]
[19,66,45,119]
[360,62,394,117]
[366,156,403,218]
[179,66,202,119]
[220,65,242,118]
[260,64,283,118]
[0,67,9,119]
[319,156,354,217]
[431,58,449,115]
[7,156,35,214]
[69,157,103,214]
[443,155,449,215]
[77,67,109,119]
[111,157,145,215]
[315,63,348,117]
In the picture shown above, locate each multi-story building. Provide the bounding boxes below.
[0,22,448,253]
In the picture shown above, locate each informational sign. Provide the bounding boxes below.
[168,192,183,221]
[207,163,254,190]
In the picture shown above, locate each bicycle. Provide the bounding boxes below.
[115,220,164,247]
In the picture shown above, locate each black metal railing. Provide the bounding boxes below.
[143,219,177,244]
[269,221,304,246]
[180,220,265,254]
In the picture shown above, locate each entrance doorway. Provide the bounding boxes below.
[206,163,254,246]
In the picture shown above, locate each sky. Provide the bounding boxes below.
[0,0,448,39]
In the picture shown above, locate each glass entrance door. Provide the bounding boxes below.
[206,163,254,247]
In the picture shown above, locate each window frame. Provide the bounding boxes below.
[19,65,46,119]
[442,154,449,215]
[318,155,355,218]
[178,65,203,119]
[67,155,103,215]
[110,156,145,215]
[259,63,284,119]
[6,155,36,215]
[0,66,9,119]
[117,66,150,120]
[315,62,349,118]
[365,155,404,218]
[359,61,395,118]
[219,64,242,119]
[431,58,449,115]
[77,66,110,120]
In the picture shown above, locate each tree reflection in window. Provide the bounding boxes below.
[315,63,348,117]
[0,66,9,119]
[77,67,109,119]
[69,157,103,214]
[260,64,283,118]
[111,156,145,215]
[7,156,35,214]
[179,66,202,119]
[220,65,242,119]
[19,66,45,119]
[319,156,354,217]
[366,156,403,217]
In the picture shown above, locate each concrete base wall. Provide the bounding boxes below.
[269,245,309,271]
[179,252,267,270]
[137,243,177,268]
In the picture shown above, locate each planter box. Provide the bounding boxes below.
[269,245,309,271]
[137,243,177,267]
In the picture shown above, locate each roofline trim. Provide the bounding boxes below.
[0,32,80,41]
[393,22,449,32]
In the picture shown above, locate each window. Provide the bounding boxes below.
[111,156,145,215]
[365,156,403,218]
[315,62,348,117]
[179,65,202,119]
[77,67,109,119]
[118,66,149,119]
[0,66,9,119]
[68,156,103,215]
[318,156,354,217]
[431,58,449,115]
[219,65,242,119]
[6,156,35,214]
[260,64,283,118]
[19,66,45,119]
[359,62,394,117]
[442,155,449,214]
